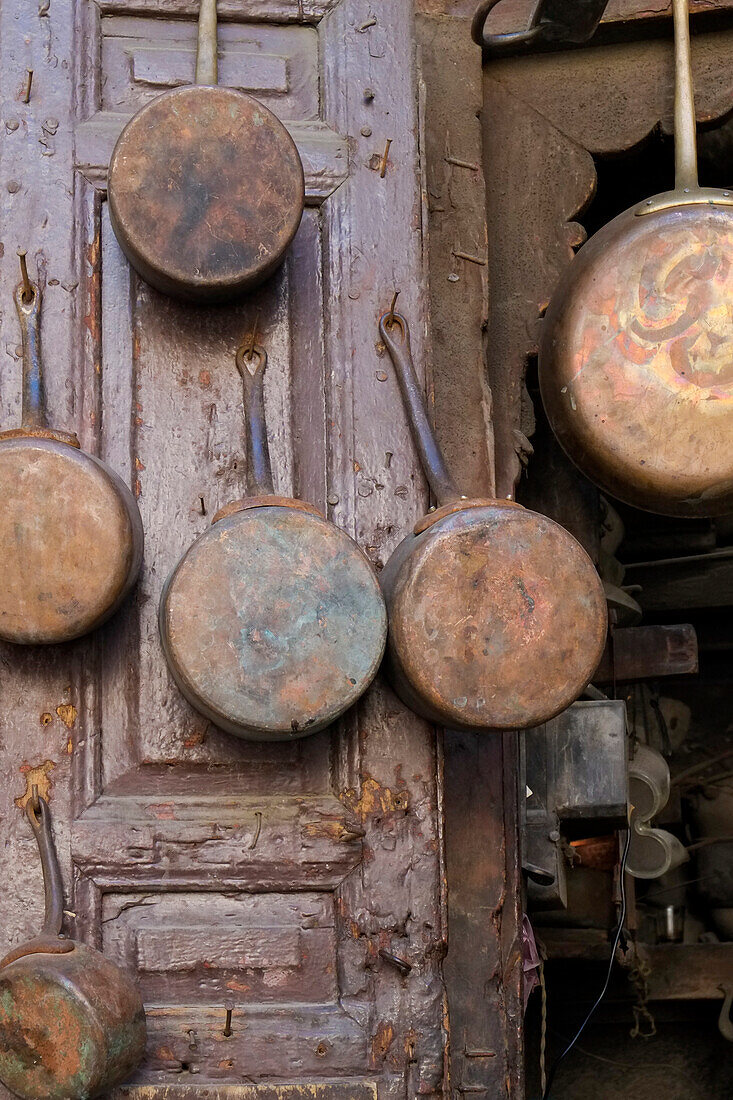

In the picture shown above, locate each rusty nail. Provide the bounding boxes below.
[444,155,480,171]
[21,69,33,104]
[452,250,487,266]
[223,1008,233,1037]
[358,17,377,30]
[249,810,263,850]
[378,948,412,975]
[17,249,32,302]
[379,139,392,179]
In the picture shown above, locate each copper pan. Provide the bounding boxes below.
[539,0,733,517]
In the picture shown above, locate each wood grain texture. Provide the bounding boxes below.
[0,0,445,1096]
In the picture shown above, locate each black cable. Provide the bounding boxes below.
[540,821,632,1100]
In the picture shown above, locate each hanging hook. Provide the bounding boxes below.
[17,249,33,303]
[386,290,400,329]
[719,987,733,1042]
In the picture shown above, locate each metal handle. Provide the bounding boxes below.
[672,0,698,191]
[25,791,65,940]
[235,345,274,496]
[471,0,610,55]
[195,0,218,85]
[14,256,48,432]
[379,311,460,507]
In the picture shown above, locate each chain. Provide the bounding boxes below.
[628,948,656,1039]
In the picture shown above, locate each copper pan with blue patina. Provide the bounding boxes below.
[539,0,733,518]
[159,345,387,741]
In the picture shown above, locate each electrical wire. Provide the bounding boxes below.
[540,821,632,1100]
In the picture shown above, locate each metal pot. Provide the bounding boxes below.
[378,311,607,732]
[107,0,304,303]
[159,343,387,740]
[0,794,146,1099]
[539,0,733,517]
[0,260,143,644]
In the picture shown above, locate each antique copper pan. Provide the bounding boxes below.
[0,259,143,644]
[0,792,146,1099]
[539,0,733,517]
[107,0,304,302]
[379,311,607,732]
[159,344,387,740]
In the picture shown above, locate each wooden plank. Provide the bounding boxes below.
[594,625,699,682]
[627,553,733,611]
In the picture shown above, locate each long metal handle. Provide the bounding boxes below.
[25,792,65,940]
[236,345,275,496]
[673,0,698,191]
[195,0,218,85]
[14,267,48,432]
[379,311,460,507]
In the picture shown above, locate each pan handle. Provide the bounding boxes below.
[378,311,461,508]
[236,344,275,497]
[195,0,218,86]
[14,260,48,433]
[672,0,698,192]
[25,791,65,941]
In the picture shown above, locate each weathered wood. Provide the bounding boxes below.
[594,625,699,682]
[627,551,733,610]
[0,1,445,1097]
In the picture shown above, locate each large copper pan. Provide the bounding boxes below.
[539,0,733,517]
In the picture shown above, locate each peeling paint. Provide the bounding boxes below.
[56,703,77,729]
[15,760,56,809]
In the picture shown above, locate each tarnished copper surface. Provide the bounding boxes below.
[107,86,305,302]
[380,501,607,731]
[540,204,733,516]
[0,944,146,1100]
[414,497,522,534]
[0,439,144,644]
[160,505,387,740]
[212,495,324,524]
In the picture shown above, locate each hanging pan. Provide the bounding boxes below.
[159,343,387,740]
[107,0,304,302]
[0,792,146,1099]
[0,257,143,644]
[539,0,733,517]
[378,311,607,732]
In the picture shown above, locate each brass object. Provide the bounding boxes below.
[107,0,304,303]
[159,345,387,740]
[0,265,143,644]
[0,794,146,1099]
[539,0,733,517]
[379,312,607,732]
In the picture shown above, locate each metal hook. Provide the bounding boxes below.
[719,987,733,1042]
[17,249,33,304]
[386,290,400,329]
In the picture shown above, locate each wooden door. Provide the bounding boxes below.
[0,1,445,1095]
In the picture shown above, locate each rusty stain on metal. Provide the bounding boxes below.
[40,713,53,727]
[0,273,143,644]
[0,797,146,1099]
[107,0,304,302]
[379,139,392,178]
[539,0,733,517]
[55,704,77,729]
[379,311,607,731]
[160,345,387,740]
[20,69,33,104]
